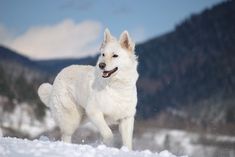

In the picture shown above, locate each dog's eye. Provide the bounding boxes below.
[102,53,105,57]
[113,54,118,58]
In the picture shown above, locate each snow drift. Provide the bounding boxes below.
[0,137,187,157]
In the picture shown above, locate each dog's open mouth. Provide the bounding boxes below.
[102,67,118,78]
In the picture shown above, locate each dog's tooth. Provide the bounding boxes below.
[103,72,108,77]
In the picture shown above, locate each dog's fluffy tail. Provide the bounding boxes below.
[38,83,52,108]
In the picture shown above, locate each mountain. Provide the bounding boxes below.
[0,46,53,138]
[0,0,235,137]
[0,46,98,74]
[35,56,98,74]
[135,0,235,122]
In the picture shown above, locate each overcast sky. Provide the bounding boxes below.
[0,0,223,60]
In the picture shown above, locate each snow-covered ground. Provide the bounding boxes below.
[0,137,187,157]
[0,102,234,157]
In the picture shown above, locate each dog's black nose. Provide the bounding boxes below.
[99,63,106,69]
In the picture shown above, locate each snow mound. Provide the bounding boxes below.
[0,137,187,157]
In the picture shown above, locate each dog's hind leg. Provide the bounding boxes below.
[51,94,83,143]
[60,104,83,143]
[60,105,83,143]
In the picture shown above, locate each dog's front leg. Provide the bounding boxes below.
[119,116,134,150]
[86,109,113,145]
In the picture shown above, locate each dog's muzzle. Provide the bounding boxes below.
[102,67,118,78]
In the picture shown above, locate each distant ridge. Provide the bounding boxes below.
[0,45,98,74]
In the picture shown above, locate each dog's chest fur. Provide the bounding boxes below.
[91,83,137,124]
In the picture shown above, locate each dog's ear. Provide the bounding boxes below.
[119,30,135,52]
[104,28,113,43]
[100,28,113,50]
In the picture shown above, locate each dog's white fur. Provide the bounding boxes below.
[38,29,138,149]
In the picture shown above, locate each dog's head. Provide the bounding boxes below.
[97,28,137,79]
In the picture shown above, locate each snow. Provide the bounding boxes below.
[135,128,235,157]
[204,133,235,143]
[0,98,56,138]
[0,137,187,157]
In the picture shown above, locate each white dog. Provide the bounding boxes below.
[38,29,138,150]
